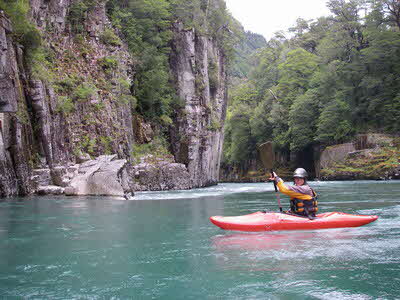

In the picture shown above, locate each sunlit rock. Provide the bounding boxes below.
[68,155,133,198]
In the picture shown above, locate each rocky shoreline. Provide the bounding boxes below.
[25,142,400,199]
[31,154,195,199]
[220,134,400,183]
[219,166,400,183]
[318,167,400,181]
[219,173,400,183]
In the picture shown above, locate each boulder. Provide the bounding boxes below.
[76,151,91,164]
[37,185,64,195]
[346,149,377,159]
[32,168,51,186]
[64,186,75,196]
[318,134,398,180]
[50,166,69,187]
[68,155,133,198]
[132,159,191,191]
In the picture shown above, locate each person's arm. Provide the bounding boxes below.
[276,178,312,200]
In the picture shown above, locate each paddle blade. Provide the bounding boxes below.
[258,142,275,170]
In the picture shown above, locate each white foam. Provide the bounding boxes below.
[132,183,275,200]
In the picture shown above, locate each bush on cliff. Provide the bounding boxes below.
[0,0,53,81]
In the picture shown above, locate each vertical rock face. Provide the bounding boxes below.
[29,0,71,33]
[0,1,135,197]
[0,12,32,196]
[26,0,135,165]
[0,13,16,197]
[0,11,17,113]
[170,22,227,188]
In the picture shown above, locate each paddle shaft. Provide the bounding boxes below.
[271,169,283,212]
[258,142,283,213]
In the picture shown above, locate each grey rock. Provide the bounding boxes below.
[169,22,227,188]
[68,155,133,197]
[319,143,356,170]
[32,168,51,186]
[37,185,64,195]
[50,166,67,186]
[76,152,91,164]
[317,134,397,180]
[67,165,79,174]
[64,186,76,196]
[0,2,137,197]
[0,13,18,113]
[0,1,231,197]
[132,160,191,191]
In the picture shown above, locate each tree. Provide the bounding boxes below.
[288,89,319,151]
[359,29,400,131]
[382,0,400,30]
[107,0,174,121]
[223,101,255,164]
[249,95,273,145]
[250,47,281,97]
[291,17,333,54]
[268,101,290,150]
[316,94,353,144]
[277,48,318,106]
[229,113,254,164]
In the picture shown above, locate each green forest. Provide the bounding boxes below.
[223,0,400,167]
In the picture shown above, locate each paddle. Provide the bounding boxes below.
[257,142,283,212]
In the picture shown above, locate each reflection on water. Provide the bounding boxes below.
[211,230,365,273]
[212,230,356,252]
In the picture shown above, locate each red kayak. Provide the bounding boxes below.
[210,211,378,232]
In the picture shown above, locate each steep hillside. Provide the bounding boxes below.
[0,0,232,196]
[230,30,267,79]
[221,1,400,181]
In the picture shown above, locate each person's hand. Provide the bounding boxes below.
[268,172,277,182]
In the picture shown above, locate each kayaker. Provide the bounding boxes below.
[269,168,318,219]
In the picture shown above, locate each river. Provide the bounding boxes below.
[0,181,399,299]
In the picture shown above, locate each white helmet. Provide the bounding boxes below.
[293,168,308,178]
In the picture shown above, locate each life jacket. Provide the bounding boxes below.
[290,188,318,217]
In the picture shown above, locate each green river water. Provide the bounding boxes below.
[0,181,400,299]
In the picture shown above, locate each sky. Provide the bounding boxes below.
[224,0,332,41]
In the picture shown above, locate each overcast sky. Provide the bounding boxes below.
[225,0,332,41]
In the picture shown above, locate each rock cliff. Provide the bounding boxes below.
[1,0,135,197]
[170,22,227,188]
[0,11,32,196]
[0,0,228,197]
